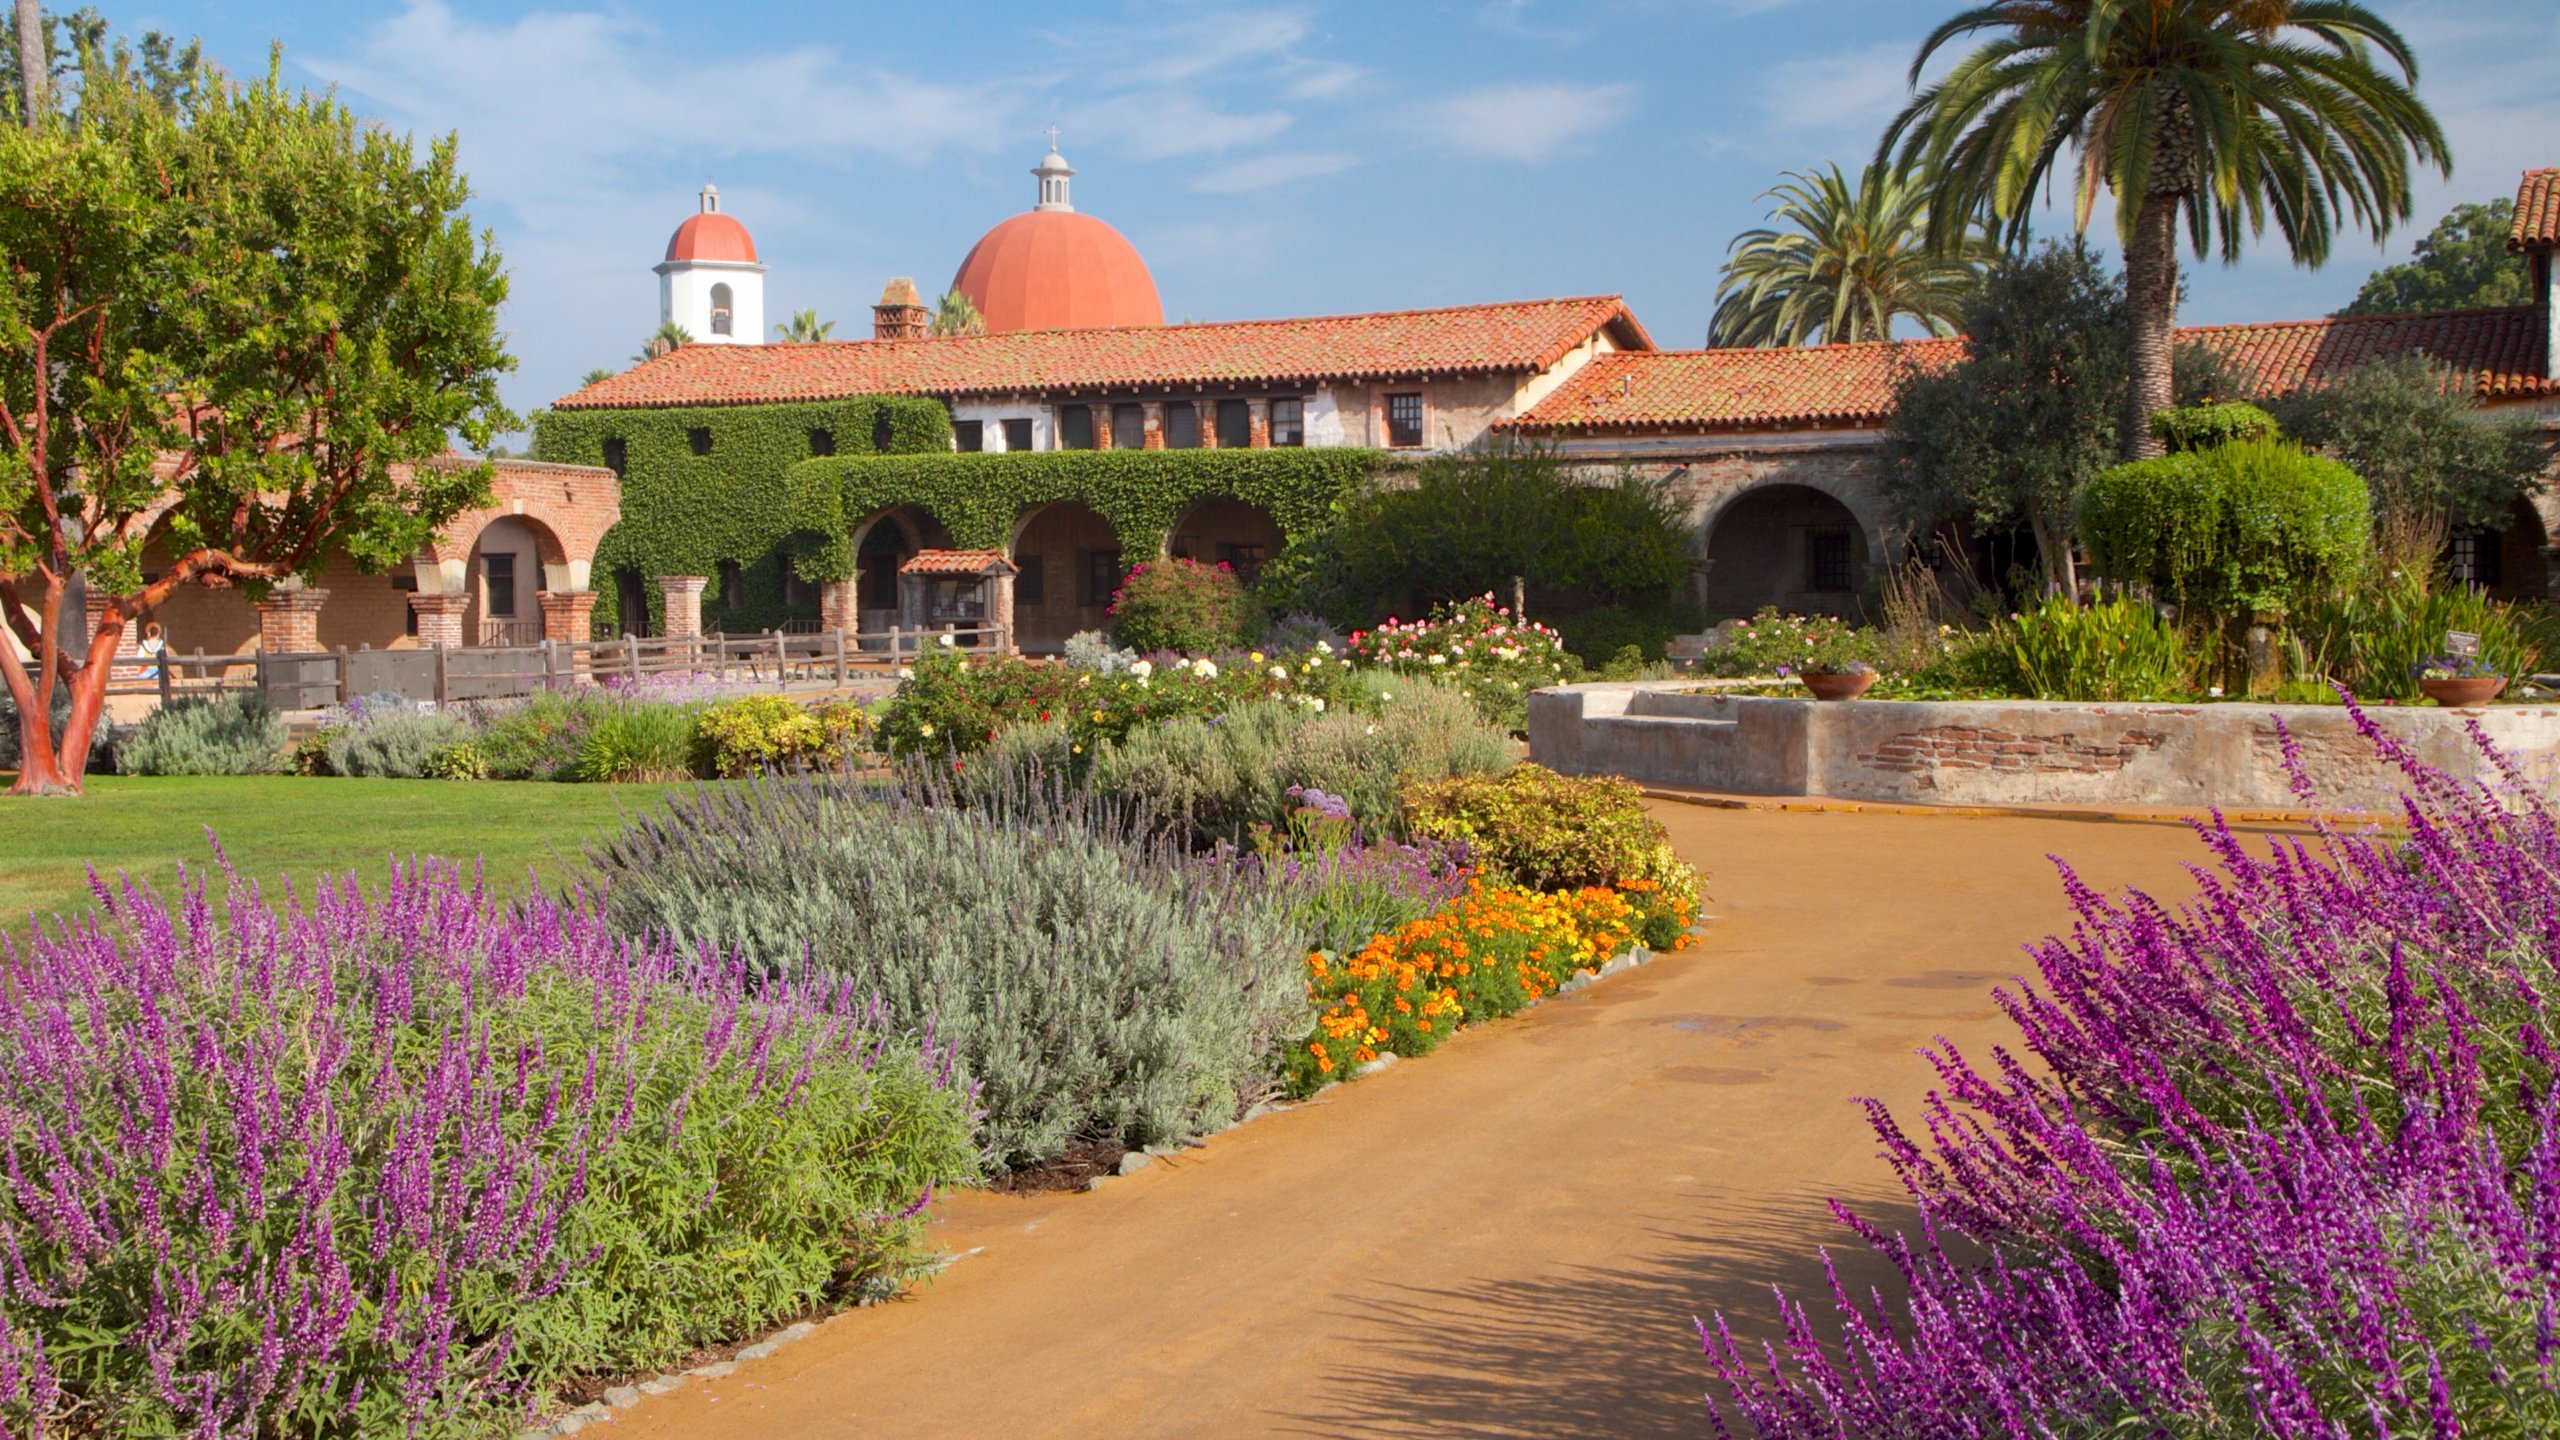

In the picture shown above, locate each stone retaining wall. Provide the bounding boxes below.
[1527,682,2560,809]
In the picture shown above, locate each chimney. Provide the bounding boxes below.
[873,277,932,341]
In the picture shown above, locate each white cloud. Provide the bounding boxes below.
[1757,41,1914,149]
[1191,151,1360,194]
[1072,91,1297,161]
[1406,82,1636,164]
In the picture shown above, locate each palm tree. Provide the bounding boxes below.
[15,0,47,123]
[581,368,614,387]
[1883,0,2448,458]
[775,309,834,343]
[1709,162,1994,347]
[632,322,691,365]
[932,289,986,338]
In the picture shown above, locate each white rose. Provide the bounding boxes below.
[938,633,957,648]
[897,666,914,680]
[1194,660,1218,680]
[1427,654,1447,666]
[1311,698,1326,712]
[1270,665,1290,680]
[1316,640,1334,654]
[1130,659,1154,679]
[919,722,935,736]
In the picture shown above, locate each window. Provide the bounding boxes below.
[872,412,894,452]
[783,570,816,608]
[953,420,985,452]
[1216,398,1250,448]
[601,437,628,477]
[393,574,419,637]
[687,426,712,456]
[483,552,518,618]
[1061,405,1097,450]
[709,283,734,337]
[1017,554,1045,605]
[2450,529,2503,589]
[1003,418,1034,452]
[1083,549,1124,608]
[718,560,745,609]
[1163,402,1199,449]
[615,567,652,638]
[1270,397,1305,446]
[1385,392,1424,448]
[1111,403,1146,450]
[1806,528,1854,593]
[808,428,836,457]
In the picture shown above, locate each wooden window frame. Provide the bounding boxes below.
[1385,391,1425,448]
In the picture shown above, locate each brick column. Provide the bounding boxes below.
[1247,398,1270,448]
[988,573,1017,654]
[658,575,708,641]
[254,585,329,654]
[538,590,597,644]
[83,590,139,659]
[819,577,858,633]
[1197,401,1221,450]
[1141,402,1165,450]
[408,592,466,650]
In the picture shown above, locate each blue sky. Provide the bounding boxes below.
[123,0,2560,423]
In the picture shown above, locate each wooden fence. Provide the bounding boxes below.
[101,623,1010,712]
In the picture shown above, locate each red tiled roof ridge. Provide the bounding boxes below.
[2181,304,2539,334]
[2510,168,2558,252]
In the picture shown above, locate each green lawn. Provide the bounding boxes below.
[2,775,683,926]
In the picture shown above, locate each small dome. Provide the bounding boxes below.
[664,184,757,264]
[950,210,1162,333]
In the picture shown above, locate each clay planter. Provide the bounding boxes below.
[1801,671,1878,702]
[2419,675,2505,707]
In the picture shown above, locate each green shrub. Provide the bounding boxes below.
[114,693,286,776]
[1346,594,1581,733]
[585,778,1307,1170]
[1086,699,1300,841]
[2295,575,2545,701]
[1400,764,1705,949]
[575,702,701,782]
[2079,438,2369,619]
[2150,400,2279,453]
[1108,556,1258,654]
[322,703,473,778]
[1695,608,1883,678]
[2002,595,2199,701]
[1276,676,1512,830]
[1550,600,1707,666]
[693,693,867,777]
[470,690,614,780]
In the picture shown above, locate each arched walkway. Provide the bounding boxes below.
[2456,493,2552,602]
[1702,483,1876,621]
[1166,497,1284,585]
[463,515,561,647]
[852,506,954,632]
[1009,500,1122,652]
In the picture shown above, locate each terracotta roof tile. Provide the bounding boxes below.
[899,549,1016,576]
[1508,307,2554,435]
[553,297,1652,410]
[2511,169,2560,252]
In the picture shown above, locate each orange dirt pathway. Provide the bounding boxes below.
[621,804,2263,1439]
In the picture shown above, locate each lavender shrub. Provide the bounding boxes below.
[1705,707,2560,1437]
[0,847,975,1438]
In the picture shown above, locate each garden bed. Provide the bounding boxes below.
[1530,681,2560,809]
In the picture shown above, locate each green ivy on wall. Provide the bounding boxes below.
[784,449,1393,561]
[531,396,950,634]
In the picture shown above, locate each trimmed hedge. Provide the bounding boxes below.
[783,448,1391,558]
[531,397,952,634]
[2079,438,2369,618]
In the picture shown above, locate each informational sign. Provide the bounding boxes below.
[2446,630,2482,657]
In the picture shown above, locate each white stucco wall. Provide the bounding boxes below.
[658,262,765,345]
[949,402,1052,452]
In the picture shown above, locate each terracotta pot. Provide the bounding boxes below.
[2419,675,2504,707]
[1801,671,1878,702]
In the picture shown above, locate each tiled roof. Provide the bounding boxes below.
[553,297,1653,410]
[2511,169,2559,251]
[1508,307,2553,435]
[900,548,1016,576]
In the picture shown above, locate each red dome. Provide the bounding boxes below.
[950,210,1162,333]
[665,212,758,264]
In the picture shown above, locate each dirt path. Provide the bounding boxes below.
[622,805,2260,1439]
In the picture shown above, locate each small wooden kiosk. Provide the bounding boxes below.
[897,549,1018,651]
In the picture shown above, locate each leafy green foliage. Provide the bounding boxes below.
[2295,575,2546,703]
[2150,401,2278,453]
[2268,356,2552,532]
[574,703,699,783]
[318,703,472,779]
[113,694,286,776]
[1400,764,1703,950]
[1883,244,2127,592]
[1546,600,1708,667]
[585,779,1308,1169]
[1693,608,1882,678]
[1346,595,1582,733]
[1109,557,1258,654]
[2339,198,2532,316]
[2002,596,2199,702]
[692,693,867,777]
[2080,439,2370,619]
[532,396,950,634]
[465,691,615,781]
[1710,160,1993,346]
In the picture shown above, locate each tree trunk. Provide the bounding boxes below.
[2122,192,2180,461]
[5,590,120,797]
[2030,504,2080,600]
[13,0,43,125]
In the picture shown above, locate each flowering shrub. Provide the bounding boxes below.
[872,645,1087,758]
[692,693,868,776]
[1347,595,1578,731]
[1288,882,1637,1093]
[1402,764,1702,950]
[1702,711,2560,1436]
[0,854,974,1438]
[1693,607,1883,679]
[1108,557,1258,654]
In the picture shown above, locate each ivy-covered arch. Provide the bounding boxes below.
[531,395,951,633]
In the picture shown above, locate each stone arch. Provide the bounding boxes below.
[1008,500,1122,653]
[1693,468,1891,570]
[1165,495,1284,585]
[849,505,953,626]
[1701,483,1878,621]
[462,515,559,646]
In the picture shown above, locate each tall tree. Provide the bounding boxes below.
[1883,0,2449,459]
[1709,161,1995,347]
[13,0,42,121]
[2270,355,2550,533]
[1883,242,2128,597]
[2337,197,2530,315]
[933,289,985,338]
[774,308,834,343]
[633,321,691,363]
[0,45,512,794]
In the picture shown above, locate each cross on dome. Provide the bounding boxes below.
[1033,131,1075,212]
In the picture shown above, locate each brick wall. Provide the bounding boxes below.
[1860,724,2169,784]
